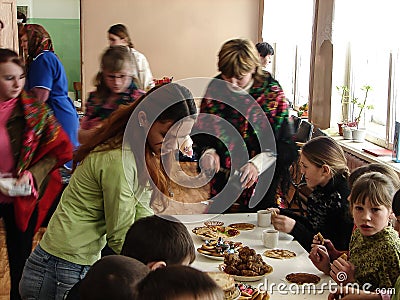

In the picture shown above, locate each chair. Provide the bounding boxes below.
[294,120,314,146]
[73,81,82,111]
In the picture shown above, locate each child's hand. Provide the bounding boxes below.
[271,214,295,233]
[311,235,343,261]
[309,245,330,274]
[330,256,355,285]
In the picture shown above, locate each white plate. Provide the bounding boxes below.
[232,274,265,282]
[197,250,225,261]
[279,232,294,241]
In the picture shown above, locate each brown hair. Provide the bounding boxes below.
[108,23,134,48]
[0,48,25,70]
[350,172,395,210]
[74,83,197,209]
[94,46,136,100]
[133,265,223,300]
[348,163,400,190]
[217,38,264,82]
[301,136,350,179]
[121,215,196,265]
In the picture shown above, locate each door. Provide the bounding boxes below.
[0,0,18,52]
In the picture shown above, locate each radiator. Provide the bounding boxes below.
[344,151,369,172]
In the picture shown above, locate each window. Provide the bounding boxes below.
[262,0,314,109]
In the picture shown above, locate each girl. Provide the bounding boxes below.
[20,24,80,167]
[328,187,400,300]
[271,136,354,251]
[107,23,154,91]
[312,172,400,291]
[0,49,72,300]
[78,46,143,144]
[19,83,198,300]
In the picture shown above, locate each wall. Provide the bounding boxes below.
[81,0,260,99]
[17,0,80,92]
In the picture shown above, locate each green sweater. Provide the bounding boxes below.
[40,146,152,265]
[350,226,400,290]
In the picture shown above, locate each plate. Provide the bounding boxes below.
[231,274,265,282]
[228,223,255,231]
[197,250,225,261]
[279,232,294,241]
[219,264,272,282]
[192,226,240,240]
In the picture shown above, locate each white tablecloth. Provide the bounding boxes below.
[174,213,337,299]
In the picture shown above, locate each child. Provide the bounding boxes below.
[328,187,400,300]
[270,136,354,251]
[121,215,196,267]
[65,215,196,300]
[133,265,224,300]
[19,83,198,300]
[78,45,143,144]
[0,48,72,300]
[311,172,400,291]
[78,255,149,300]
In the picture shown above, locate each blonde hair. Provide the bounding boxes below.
[217,38,263,80]
[350,172,395,210]
[348,163,400,190]
[301,136,350,179]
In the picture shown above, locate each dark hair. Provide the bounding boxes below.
[108,23,134,48]
[121,215,196,265]
[255,42,274,57]
[74,83,197,209]
[0,48,25,69]
[348,163,400,189]
[392,189,400,217]
[133,265,224,300]
[79,255,149,300]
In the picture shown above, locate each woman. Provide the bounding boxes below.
[108,23,154,91]
[0,49,72,300]
[78,46,143,144]
[20,24,80,166]
[271,136,354,252]
[192,38,297,213]
[19,83,198,300]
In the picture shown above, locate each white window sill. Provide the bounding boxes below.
[326,133,400,175]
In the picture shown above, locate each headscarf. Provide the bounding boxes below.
[21,24,54,67]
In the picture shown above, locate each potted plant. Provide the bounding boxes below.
[336,85,357,137]
[351,85,374,142]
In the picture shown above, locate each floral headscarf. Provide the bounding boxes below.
[21,24,54,67]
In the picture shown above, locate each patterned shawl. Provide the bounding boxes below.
[22,24,54,68]
[14,91,72,232]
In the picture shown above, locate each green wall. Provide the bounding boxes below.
[28,18,80,92]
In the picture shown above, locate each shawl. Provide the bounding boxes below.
[22,24,54,68]
[14,91,72,232]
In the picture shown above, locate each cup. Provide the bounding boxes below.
[257,210,272,227]
[262,229,279,248]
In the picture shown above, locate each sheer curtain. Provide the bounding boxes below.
[262,0,314,108]
[331,0,400,144]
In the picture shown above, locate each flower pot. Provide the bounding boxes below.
[338,123,344,136]
[342,126,353,140]
[352,128,366,142]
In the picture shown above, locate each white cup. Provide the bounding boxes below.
[262,229,279,248]
[257,210,272,227]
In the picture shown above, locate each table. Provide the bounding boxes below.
[175,213,337,299]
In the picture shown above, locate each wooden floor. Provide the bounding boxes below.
[0,162,210,298]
